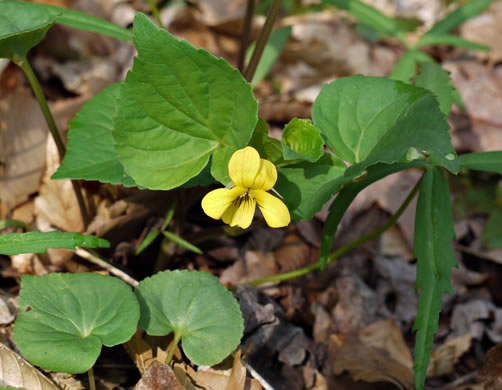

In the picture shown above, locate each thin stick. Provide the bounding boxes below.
[88,367,96,390]
[15,57,90,229]
[247,176,422,286]
[243,0,283,82]
[237,0,256,72]
[75,248,139,287]
[146,0,163,28]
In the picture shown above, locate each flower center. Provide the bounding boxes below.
[235,191,253,207]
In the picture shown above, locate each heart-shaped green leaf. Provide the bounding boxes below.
[13,273,139,374]
[135,270,244,366]
[312,75,459,175]
[52,83,136,186]
[0,2,59,59]
[0,231,110,255]
[113,13,258,190]
[282,118,324,162]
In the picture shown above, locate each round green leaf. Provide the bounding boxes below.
[282,119,324,162]
[135,270,244,366]
[13,273,139,374]
[113,13,258,189]
[0,2,60,59]
[312,75,458,174]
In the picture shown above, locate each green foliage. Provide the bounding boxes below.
[276,153,346,220]
[313,75,458,175]
[413,167,457,390]
[319,161,427,269]
[249,118,284,165]
[425,0,495,35]
[246,26,292,86]
[113,14,258,189]
[136,205,202,255]
[415,63,456,116]
[53,83,136,186]
[415,33,489,51]
[0,1,131,60]
[390,50,434,83]
[322,0,406,44]
[0,219,30,230]
[0,231,110,255]
[0,2,57,59]
[13,273,139,374]
[458,152,502,175]
[135,270,244,366]
[281,119,324,162]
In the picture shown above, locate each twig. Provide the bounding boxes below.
[75,247,138,287]
[243,0,283,82]
[237,0,256,72]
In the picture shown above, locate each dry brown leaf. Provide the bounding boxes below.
[330,320,415,389]
[226,349,246,390]
[428,334,472,377]
[10,253,49,275]
[35,137,83,233]
[0,343,59,389]
[134,360,185,390]
[186,357,262,390]
[191,0,247,26]
[460,1,502,62]
[124,330,153,375]
[219,250,278,286]
[450,300,494,340]
[359,320,414,371]
[48,373,85,390]
[0,86,49,211]
[479,343,502,390]
[332,275,378,334]
[0,290,17,325]
[274,232,311,273]
[303,366,328,390]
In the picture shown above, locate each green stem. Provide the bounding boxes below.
[146,0,163,28]
[88,367,96,390]
[243,0,283,82]
[15,56,90,229]
[247,176,422,286]
[166,331,182,365]
[237,0,256,73]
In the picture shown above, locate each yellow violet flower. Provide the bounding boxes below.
[202,146,291,229]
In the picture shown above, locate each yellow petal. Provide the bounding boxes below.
[228,147,260,188]
[222,193,256,229]
[201,187,246,220]
[252,159,277,191]
[252,190,291,228]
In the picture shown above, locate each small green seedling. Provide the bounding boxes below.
[135,270,244,366]
[323,0,494,83]
[136,203,202,255]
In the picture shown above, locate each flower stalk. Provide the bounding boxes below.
[247,175,422,285]
[15,56,90,229]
